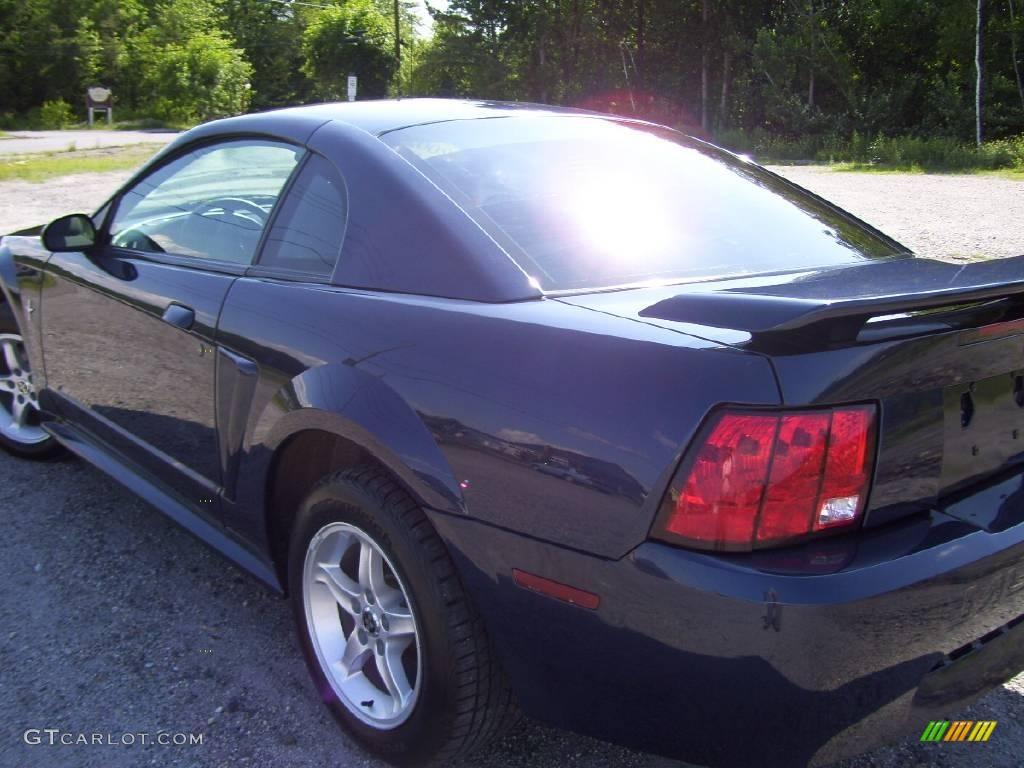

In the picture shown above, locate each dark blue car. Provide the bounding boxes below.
[1,100,1023,767]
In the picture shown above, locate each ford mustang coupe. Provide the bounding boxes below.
[2,100,1023,767]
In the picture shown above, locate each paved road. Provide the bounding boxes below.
[0,130,179,156]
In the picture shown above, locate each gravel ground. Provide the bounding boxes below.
[769,166,1024,261]
[0,166,1023,768]
[0,171,133,235]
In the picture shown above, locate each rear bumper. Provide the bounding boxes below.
[429,509,1024,767]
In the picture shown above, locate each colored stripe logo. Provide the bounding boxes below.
[920,721,997,742]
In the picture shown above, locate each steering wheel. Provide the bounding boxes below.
[111,228,165,253]
[192,197,269,229]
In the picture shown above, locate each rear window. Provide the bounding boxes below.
[384,116,905,291]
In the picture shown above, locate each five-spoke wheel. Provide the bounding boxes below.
[303,522,421,728]
[0,333,44,443]
[0,329,61,459]
[289,467,517,764]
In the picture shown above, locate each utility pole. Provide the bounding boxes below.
[394,0,402,95]
[976,0,985,146]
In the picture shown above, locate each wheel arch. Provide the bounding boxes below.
[0,241,19,314]
[264,426,428,591]
[0,235,53,379]
[246,370,467,592]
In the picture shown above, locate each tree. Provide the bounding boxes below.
[405,0,518,99]
[1010,0,1024,112]
[217,0,311,109]
[302,0,397,100]
[126,0,252,123]
[1,0,1021,141]
[136,34,253,123]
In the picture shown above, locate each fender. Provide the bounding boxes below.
[0,242,18,343]
[0,235,51,381]
[262,361,463,512]
[223,357,464,554]
[0,240,22,311]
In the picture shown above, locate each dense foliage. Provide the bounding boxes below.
[407,0,1024,143]
[0,0,400,126]
[302,0,398,99]
[1,0,1023,150]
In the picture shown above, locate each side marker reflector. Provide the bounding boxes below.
[512,568,600,610]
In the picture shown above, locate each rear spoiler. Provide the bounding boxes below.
[639,256,1024,343]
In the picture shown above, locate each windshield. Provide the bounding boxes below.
[384,116,907,292]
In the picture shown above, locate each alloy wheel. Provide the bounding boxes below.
[302,521,422,729]
[0,333,47,446]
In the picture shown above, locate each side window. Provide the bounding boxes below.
[92,200,111,231]
[108,139,303,266]
[257,154,346,277]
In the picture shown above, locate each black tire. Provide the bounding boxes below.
[288,466,518,765]
[0,302,64,460]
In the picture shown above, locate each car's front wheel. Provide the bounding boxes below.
[0,307,63,459]
[288,466,516,765]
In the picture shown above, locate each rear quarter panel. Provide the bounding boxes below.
[219,279,781,558]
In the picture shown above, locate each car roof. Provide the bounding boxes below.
[246,98,614,137]
[132,99,665,303]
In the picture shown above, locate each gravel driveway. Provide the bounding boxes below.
[771,166,1024,261]
[0,166,1022,768]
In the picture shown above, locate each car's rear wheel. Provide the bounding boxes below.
[0,309,63,459]
[288,466,517,765]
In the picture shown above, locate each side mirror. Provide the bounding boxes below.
[42,213,96,252]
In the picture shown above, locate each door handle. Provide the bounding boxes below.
[162,303,195,330]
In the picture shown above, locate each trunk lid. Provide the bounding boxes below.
[558,255,1024,528]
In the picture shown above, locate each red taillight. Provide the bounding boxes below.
[815,407,875,531]
[656,405,876,551]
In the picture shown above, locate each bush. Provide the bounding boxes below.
[865,136,1023,171]
[714,129,1024,172]
[39,99,75,129]
[981,136,1024,170]
[131,34,253,125]
[712,128,854,164]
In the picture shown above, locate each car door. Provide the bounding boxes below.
[212,151,348,544]
[39,137,304,512]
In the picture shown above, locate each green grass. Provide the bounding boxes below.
[717,130,1024,175]
[828,161,1024,180]
[0,120,189,133]
[828,162,926,174]
[0,144,158,182]
[110,118,193,132]
[62,118,191,132]
[983,168,1024,180]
